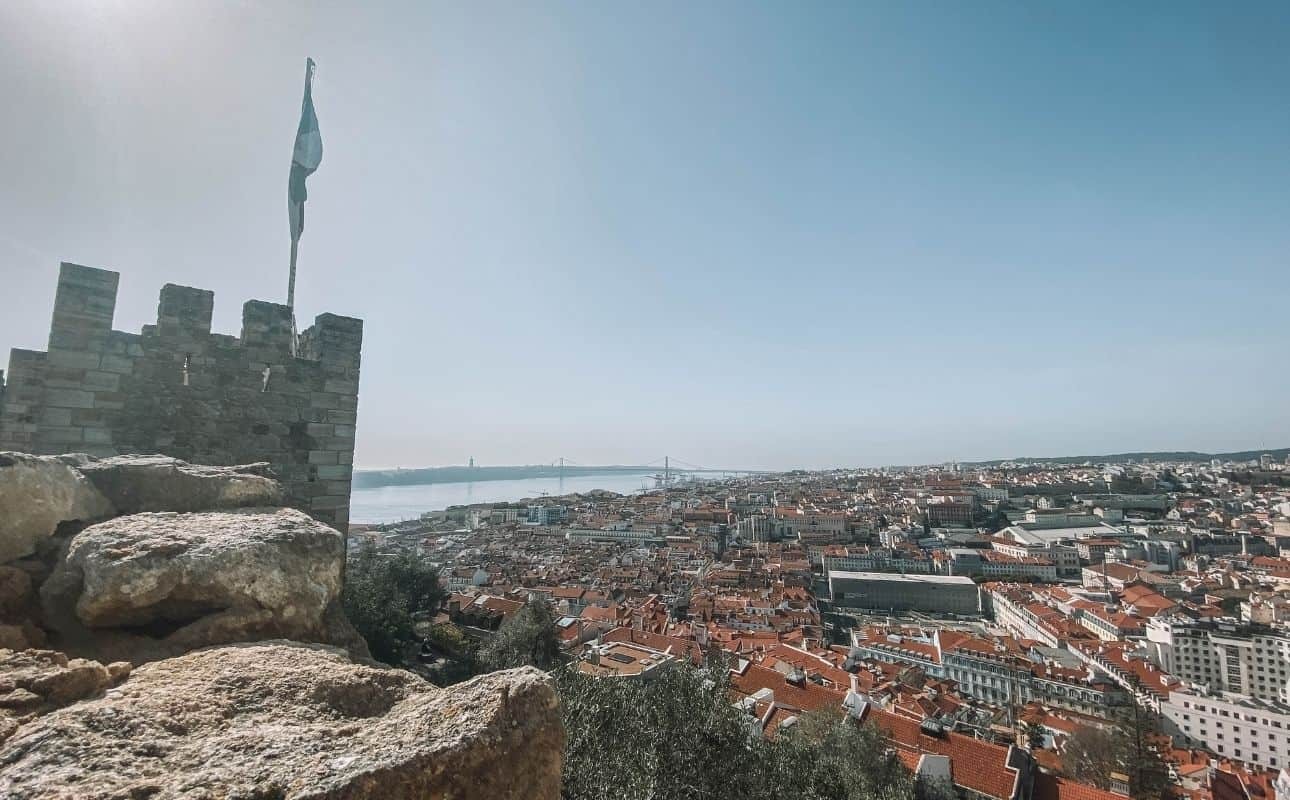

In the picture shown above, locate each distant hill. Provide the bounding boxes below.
[963,447,1290,467]
[352,464,657,489]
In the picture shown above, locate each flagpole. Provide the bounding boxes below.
[288,238,298,310]
[287,236,299,357]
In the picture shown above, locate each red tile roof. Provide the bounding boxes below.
[864,707,1021,800]
[729,663,846,713]
[1034,773,1126,800]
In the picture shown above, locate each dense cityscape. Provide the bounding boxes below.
[353,454,1290,800]
[3,3,1288,797]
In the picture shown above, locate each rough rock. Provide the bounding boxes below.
[0,565,34,617]
[0,452,114,564]
[0,642,564,799]
[0,622,46,651]
[41,508,353,656]
[76,454,282,514]
[0,649,127,732]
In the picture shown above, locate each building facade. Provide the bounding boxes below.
[1145,617,1290,706]
[829,571,981,615]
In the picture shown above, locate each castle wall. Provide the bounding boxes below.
[0,262,363,529]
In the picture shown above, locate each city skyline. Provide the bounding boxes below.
[2,1,1288,471]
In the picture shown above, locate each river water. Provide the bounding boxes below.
[349,471,661,523]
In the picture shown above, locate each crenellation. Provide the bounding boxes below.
[50,262,119,351]
[240,300,295,355]
[157,283,215,339]
[0,262,363,528]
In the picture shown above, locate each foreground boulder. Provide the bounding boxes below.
[76,454,282,514]
[0,453,113,564]
[0,642,564,799]
[41,508,360,660]
[0,452,282,568]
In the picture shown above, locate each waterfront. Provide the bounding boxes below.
[349,471,662,523]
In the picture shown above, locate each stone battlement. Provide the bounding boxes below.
[0,262,363,528]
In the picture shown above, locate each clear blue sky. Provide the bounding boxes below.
[1,1,1287,470]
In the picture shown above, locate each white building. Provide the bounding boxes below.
[1162,689,1290,770]
[1144,617,1290,706]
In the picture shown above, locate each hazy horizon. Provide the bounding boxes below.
[3,2,1288,472]
[357,441,1290,473]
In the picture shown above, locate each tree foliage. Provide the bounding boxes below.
[1024,720,1047,751]
[1062,726,1120,789]
[556,661,917,800]
[342,544,446,665]
[1062,700,1170,800]
[478,597,563,672]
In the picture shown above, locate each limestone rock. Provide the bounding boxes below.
[0,452,114,564]
[42,509,345,653]
[75,454,283,514]
[0,642,564,800]
[0,649,124,724]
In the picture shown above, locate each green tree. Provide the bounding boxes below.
[342,544,445,665]
[1024,720,1047,751]
[1061,698,1169,800]
[1062,725,1120,789]
[1116,695,1171,800]
[478,596,563,672]
[775,708,916,800]
[556,660,918,800]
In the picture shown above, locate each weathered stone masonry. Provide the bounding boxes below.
[0,262,362,528]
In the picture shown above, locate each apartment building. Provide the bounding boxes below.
[1162,689,1290,770]
[1145,617,1290,706]
[941,639,1035,707]
[1077,604,1146,642]
[991,535,1081,578]
[948,549,1058,581]
[776,510,848,544]
[988,588,1065,648]
[822,547,935,576]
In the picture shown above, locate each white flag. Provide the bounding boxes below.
[289,58,322,243]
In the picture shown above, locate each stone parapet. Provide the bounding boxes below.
[0,263,363,528]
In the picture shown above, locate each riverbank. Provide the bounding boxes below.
[352,464,659,490]
[349,471,661,523]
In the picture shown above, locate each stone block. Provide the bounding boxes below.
[310,392,341,409]
[46,349,102,370]
[331,424,355,440]
[39,408,73,427]
[323,378,358,395]
[98,354,136,375]
[315,465,352,481]
[324,409,356,425]
[43,389,95,409]
[308,451,338,466]
[82,371,120,391]
[312,494,348,511]
[41,426,84,444]
[91,392,126,411]
[42,367,89,389]
[83,428,113,445]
